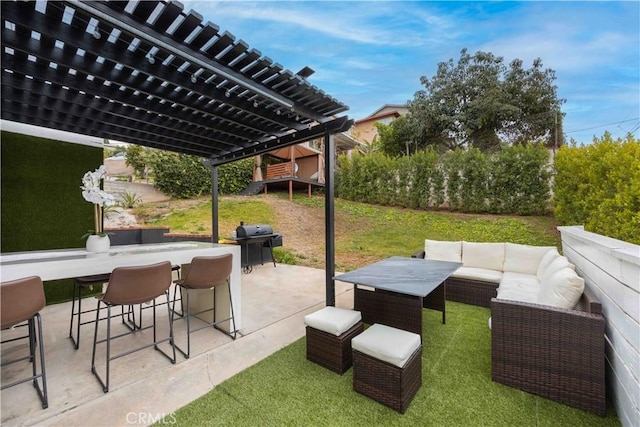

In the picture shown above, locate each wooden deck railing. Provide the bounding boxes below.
[266,163,293,179]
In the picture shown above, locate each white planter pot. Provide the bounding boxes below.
[86,234,111,253]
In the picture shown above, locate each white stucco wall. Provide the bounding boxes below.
[559,226,639,427]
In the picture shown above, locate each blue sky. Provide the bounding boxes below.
[181,0,639,144]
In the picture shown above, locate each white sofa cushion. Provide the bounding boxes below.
[501,272,541,288]
[536,248,560,277]
[496,285,539,303]
[425,239,462,263]
[304,306,362,336]
[496,272,541,303]
[503,243,556,275]
[538,268,585,309]
[451,266,502,284]
[538,255,572,283]
[352,323,421,368]
[462,242,505,271]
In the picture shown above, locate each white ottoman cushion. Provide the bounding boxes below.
[304,306,362,336]
[425,240,462,263]
[352,324,421,368]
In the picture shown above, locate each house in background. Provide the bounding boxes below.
[248,131,359,200]
[351,104,409,145]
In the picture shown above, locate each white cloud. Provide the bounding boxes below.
[183,1,453,47]
[178,1,638,143]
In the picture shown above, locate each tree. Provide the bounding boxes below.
[376,116,416,157]
[502,58,566,148]
[408,49,565,151]
[124,144,149,179]
[356,135,379,156]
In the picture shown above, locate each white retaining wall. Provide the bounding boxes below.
[559,226,639,426]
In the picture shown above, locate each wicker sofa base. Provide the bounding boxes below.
[446,277,498,308]
[306,322,364,374]
[353,346,422,413]
[491,290,606,416]
[413,248,606,415]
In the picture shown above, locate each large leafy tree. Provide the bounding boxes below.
[376,116,415,156]
[408,49,565,152]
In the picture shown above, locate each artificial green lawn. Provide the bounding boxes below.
[167,303,619,426]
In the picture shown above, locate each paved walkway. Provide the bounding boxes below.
[1,264,354,426]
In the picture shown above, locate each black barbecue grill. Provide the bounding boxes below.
[233,224,282,273]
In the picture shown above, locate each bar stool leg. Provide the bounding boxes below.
[33,314,48,408]
[68,280,82,349]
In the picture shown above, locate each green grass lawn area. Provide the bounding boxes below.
[166,302,619,426]
[134,197,274,236]
[136,194,559,271]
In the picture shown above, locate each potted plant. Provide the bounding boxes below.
[81,165,116,252]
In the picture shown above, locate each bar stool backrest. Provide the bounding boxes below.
[182,254,233,290]
[103,261,172,305]
[1,276,46,329]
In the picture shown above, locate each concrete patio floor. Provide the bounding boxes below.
[1,264,354,426]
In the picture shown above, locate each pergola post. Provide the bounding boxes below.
[324,131,336,306]
[211,165,219,243]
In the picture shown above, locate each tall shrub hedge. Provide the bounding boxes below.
[554,133,640,244]
[337,144,551,215]
[147,151,253,198]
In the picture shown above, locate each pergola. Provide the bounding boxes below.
[1,0,352,305]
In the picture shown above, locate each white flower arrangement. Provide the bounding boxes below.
[81,165,116,237]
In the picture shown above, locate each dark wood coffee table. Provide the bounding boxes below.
[334,256,461,335]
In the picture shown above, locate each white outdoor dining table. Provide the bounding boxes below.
[0,241,242,330]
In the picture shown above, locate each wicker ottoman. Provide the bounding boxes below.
[352,323,422,413]
[304,306,364,374]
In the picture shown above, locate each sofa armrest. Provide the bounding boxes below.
[576,287,602,316]
[491,295,605,415]
[411,250,425,259]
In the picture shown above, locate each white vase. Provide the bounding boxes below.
[86,234,111,253]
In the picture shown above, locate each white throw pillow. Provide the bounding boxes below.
[536,248,560,278]
[503,243,557,275]
[537,268,585,309]
[425,240,462,263]
[462,241,505,271]
[538,255,572,283]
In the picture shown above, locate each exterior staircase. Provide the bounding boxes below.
[239,181,265,196]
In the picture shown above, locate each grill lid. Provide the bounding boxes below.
[236,224,274,238]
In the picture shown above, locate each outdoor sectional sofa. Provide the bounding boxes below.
[412,240,606,416]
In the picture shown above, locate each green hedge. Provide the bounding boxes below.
[1,131,103,304]
[554,133,640,244]
[337,145,551,215]
[148,151,253,198]
[218,158,254,194]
